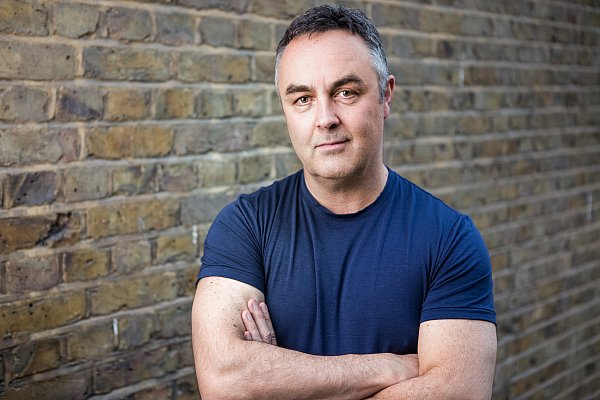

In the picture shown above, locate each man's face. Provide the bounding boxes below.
[277,29,394,183]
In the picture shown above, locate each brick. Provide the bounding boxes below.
[156,231,197,263]
[88,271,178,315]
[0,215,53,254]
[180,192,236,225]
[372,3,419,29]
[159,162,197,192]
[275,152,302,178]
[0,292,86,336]
[55,87,103,122]
[0,127,81,167]
[86,125,173,159]
[174,121,253,155]
[112,240,152,274]
[238,154,271,183]
[156,88,196,119]
[4,256,60,293]
[118,314,155,350]
[156,302,192,338]
[418,9,462,34]
[112,164,158,195]
[0,0,48,35]
[178,51,250,83]
[87,199,179,239]
[248,0,315,19]
[174,373,199,400]
[199,16,236,47]
[0,85,49,122]
[107,8,153,42]
[197,157,236,187]
[239,18,271,50]
[128,383,172,400]
[104,88,151,121]
[60,166,110,202]
[0,41,76,80]
[255,53,275,83]
[67,321,115,361]
[53,2,99,38]
[3,371,90,400]
[11,337,63,378]
[93,345,178,394]
[62,247,111,282]
[157,11,195,46]
[2,171,57,208]
[84,46,171,81]
[198,88,233,118]
[233,88,269,116]
[177,0,248,13]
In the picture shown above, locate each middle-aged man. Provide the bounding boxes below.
[192,4,497,399]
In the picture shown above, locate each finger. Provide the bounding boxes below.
[249,299,277,345]
[242,309,261,341]
[259,302,277,345]
[243,331,252,341]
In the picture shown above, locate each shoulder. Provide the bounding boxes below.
[389,170,464,223]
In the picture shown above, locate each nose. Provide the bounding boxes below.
[315,98,340,130]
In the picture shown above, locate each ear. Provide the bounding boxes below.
[383,75,395,119]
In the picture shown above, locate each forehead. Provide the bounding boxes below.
[277,30,377,89]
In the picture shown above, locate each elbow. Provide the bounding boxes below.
[196,362,264,400]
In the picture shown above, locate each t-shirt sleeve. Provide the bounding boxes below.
[197,200,265,293]
[420,215,496,325]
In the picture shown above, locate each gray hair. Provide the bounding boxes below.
[275,4,389,101]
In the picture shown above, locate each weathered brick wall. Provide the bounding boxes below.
[0,0,598,399]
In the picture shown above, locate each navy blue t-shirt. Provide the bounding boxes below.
[198,169,495,356]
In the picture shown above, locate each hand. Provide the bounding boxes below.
[242,299,278,345]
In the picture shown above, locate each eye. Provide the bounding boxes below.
[295,96,310,105]
[337,89,356,99]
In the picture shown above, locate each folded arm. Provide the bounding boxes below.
[243,303,497,400]
[191,276,419,400]
[367,319,497,399]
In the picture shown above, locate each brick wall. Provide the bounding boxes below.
[0,0,598,399]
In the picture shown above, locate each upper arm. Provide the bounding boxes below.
[417,319,497,399]
[191,276,265,392]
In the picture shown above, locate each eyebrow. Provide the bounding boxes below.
[284,74,366,97]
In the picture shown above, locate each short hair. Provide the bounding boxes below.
[275,4,389,101]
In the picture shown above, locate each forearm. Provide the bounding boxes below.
[365,371,492,400]
[196,337,412,400]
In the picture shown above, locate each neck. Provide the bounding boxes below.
[304,164,389,214]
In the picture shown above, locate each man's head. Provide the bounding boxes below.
[275,5,389,101]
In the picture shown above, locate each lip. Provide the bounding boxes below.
[315,139,350,151]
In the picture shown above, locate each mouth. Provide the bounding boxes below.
[315,138,350,151]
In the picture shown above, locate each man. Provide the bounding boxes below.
[192,4,496,399]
